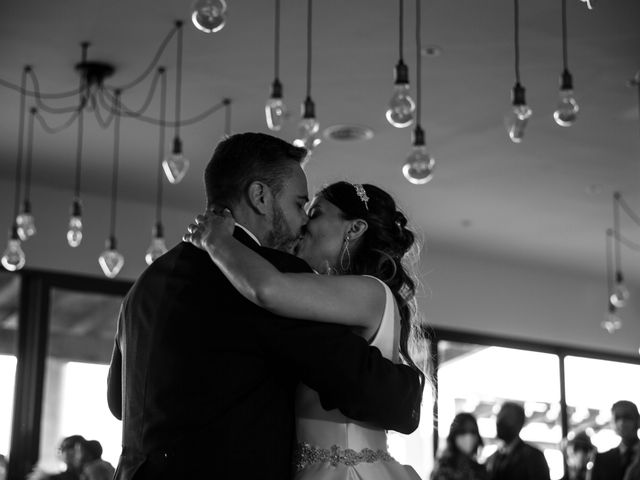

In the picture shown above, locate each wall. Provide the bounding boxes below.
[1,177,638,357]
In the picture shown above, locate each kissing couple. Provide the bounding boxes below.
[108,132,427,480]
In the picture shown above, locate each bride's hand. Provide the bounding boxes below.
[183,208,235,251]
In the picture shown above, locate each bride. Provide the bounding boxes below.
[185,180,425,480]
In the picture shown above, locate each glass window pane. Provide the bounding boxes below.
[36,288,122,476]
[0,272,20,460]
[437,341,564,479]
[565,355,640,452]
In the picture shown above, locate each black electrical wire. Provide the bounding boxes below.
[23,108,37,206]
[305,0,313,98]
[514,0,521,84]
[274,0,281,80]
[174,21,184,139]
[605,229,614,301]
[93,90,116,129]
[613,192,622,272]
[26,68,81,114]
[0,76,81,99]
[561,0,568,71]
[73,105,84,200]
[109,91,122,239]
[102,87,227,127]
[12,68,29,223]
[415,0,422,127]
[107,24,179,92]
[399,0,404,62]
[617,192,640,228]
[155,68,167,227]
[34,109,80,134]
[612,230,640,252]
[224,98,232,136]
[103,66,163,118]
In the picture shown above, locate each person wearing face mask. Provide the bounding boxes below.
[486,402,550,480]
[431,413,487,480]
[589,400,640,480]
[562,432,595,480]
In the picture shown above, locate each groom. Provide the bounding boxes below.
[107,132,423,480]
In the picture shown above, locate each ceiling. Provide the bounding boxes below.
[0,0,639,280]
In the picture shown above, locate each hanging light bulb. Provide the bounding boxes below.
[145,223,168,265]
[610,271,630,308]
[507,83,532,143]
[386,60,415,128]
[99,236,124,278]
[1,225,26,272]
[163,137,189,184]
[403,125,434,184]
[601,302,622,333]
[293,97,321,152]
[163,22,189,183]
[265,0,286,131]
[16,200,36,241]
[266,79,286,131]
[579,0,594,9]
[18,107,37,241]
[67,198,83,247]
[554,0,579,127]
[191,0,227,33]
[554,86,579,127]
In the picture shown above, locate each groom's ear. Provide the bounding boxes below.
[246,181,273,215]
[347,219,368,241]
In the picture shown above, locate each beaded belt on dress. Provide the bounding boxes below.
[294,442,394,471]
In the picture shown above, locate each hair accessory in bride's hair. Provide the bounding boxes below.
[353,184,369,210]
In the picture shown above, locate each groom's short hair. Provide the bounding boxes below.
[205,132,307,208]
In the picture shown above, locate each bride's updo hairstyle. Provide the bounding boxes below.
[319,181,425,387]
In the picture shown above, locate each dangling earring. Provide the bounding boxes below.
[340,234,351,272]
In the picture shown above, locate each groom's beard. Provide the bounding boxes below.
[264,202,299,254]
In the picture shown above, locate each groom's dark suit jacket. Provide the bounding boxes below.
[107,228,422,480]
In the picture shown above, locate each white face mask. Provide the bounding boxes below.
[455,433,478,456]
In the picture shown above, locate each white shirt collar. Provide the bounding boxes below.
[234,222,261,246]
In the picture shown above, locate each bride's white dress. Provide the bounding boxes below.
[293,276,422,480]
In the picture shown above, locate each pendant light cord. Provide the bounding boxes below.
[415,0,422,127]
[305,0,313,98]
[73,44,87,202]
[561,0,568,71]
[110,91,121,239]
[174,21,184,139]
[24,108,36,205]
[612,192,622,273]
[514,0,521,84]
[156,69,167,227]
[13,67,29,222]
[606,229,614,299]
[73,108,84,200]
[399,0,404,61]
[224,99,232,136]
[274,0,281,80]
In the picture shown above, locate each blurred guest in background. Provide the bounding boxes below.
[431,412,487,480]
[563,431,595,480]
[0,454,7,480]
[26,435,86,480]
[50,435,86,480]
[486,402,550,480]
[75,440,115,480]
[589,400,640,480]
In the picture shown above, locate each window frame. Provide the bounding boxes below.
[6,268,130,480]
[431,326,640,473]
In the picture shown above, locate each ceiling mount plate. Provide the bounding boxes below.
[75,61,115,87]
